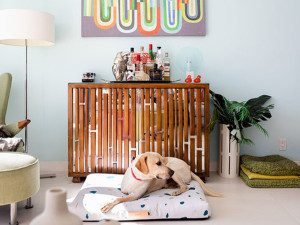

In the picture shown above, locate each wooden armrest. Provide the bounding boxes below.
[18,119,31,129]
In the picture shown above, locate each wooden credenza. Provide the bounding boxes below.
[68,83,210,182]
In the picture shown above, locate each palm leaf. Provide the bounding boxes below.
[209,109,218,132]
[209,90,274,145]
[245,95,271,108]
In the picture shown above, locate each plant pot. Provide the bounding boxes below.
[218,124,240,178]
[29,188,82,225]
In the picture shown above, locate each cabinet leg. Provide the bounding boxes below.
[72,177,81,183]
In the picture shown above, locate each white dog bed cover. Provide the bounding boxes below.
[68,173,211,221]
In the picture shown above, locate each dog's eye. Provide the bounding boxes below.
[156,161,161,166]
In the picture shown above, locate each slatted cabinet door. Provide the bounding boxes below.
[68,83,210,183]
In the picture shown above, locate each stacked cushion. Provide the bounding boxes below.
[240,155,300,188]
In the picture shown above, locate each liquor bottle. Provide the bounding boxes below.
[155,46,164,71]
[135,54,141,72]
[149,44,154,60]
[140,58,149,80]
[126,47,135,81]
[134,54,142,80]
[150,63,162,81]
[163,52,170,81]
[146,44,155,77]
[134,54,148,81]
[139,56,144,75]
[140,46,146,64]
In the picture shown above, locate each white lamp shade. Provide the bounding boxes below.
[0,9,55,46]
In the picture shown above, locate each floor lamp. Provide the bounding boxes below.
[0,9,55,208]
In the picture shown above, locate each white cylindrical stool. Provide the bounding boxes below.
[218,124,240,178]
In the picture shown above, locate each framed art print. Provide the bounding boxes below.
[81,0,206,37]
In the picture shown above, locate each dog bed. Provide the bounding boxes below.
[241,155,300,176]
[68,173,211,221]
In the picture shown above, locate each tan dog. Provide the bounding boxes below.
[101,152,222,213]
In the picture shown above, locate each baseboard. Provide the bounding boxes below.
[40,161,68,172]
[209,162,218,172]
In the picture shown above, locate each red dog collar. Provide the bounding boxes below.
[131,168,142,181]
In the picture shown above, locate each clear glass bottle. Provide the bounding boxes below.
[140,46,146,64]
[155,46,163,70]
[126,47,135,81]
[185,57,194,82]
[134,54,143,81]
[163,52,170,81]
[140,58,149,80]
[139,55,144,75]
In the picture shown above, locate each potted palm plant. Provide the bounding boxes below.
[209,90,274,178]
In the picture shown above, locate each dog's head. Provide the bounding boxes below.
[135,152,174,179]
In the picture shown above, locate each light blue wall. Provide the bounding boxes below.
[1,0,300,162]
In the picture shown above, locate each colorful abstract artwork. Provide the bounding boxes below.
[81,0,205,36]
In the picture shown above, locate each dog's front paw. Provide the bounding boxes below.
[171,190,182,196]
[172,186,189,196]
[101,202,114,213]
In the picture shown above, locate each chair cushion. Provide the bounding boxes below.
[0,152,40,205]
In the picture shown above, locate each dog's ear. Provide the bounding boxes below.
[163,157,168,165]
[135,155,149,174]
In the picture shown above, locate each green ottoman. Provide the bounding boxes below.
[0,152,40,225]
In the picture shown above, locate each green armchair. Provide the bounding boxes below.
[0,72,30,152]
